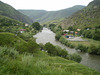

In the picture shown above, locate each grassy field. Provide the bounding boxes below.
[69,38,100,47]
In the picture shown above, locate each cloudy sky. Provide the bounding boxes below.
[0,0,93,11]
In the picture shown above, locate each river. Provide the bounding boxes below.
[34,27,100,72]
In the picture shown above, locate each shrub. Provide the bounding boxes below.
[55,46,68,58]
[55,31,62,40]
[27,40,40,53]
[60,49,68,58]
[88,44,98,54]
[97,45,100,55]
[93,30,100,41]
[69,44,75,48]
[67,53,82,63]
[76,44,88,52]
[14,42,28,53]
[44,42,58,56]
[59,36,68,45]
[0,46,19,59]
[66,43,71,47]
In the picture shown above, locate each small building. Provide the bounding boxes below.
[75,32,78,34]
[16,24,19,25]
[64,34,67,36]
[70,31,74,34]
[20,29,26,33]
[63,30,69,33]
[25,24,29,26]
[77,29,81,31]
[87,28,90,30]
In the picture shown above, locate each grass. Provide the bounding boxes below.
[0,32,100,74]
[69,38,100,47]
[0,46,100,75]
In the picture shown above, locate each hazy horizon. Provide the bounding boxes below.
[0,0,93,11]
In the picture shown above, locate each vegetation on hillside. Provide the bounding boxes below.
[0,16,99,74]
[59,0,100,41]
[0,46,99,75]
[0,1,33,24]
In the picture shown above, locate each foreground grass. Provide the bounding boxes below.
[0,47,100,75]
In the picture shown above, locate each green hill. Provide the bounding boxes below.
[0,1,33,24]
[0,30,100,75]
[18,5,85,23]
[60,0,100,29]
[0,15,23,27]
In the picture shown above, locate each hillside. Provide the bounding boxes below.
[18,5,85,23]
[0,15,23,27]
[0,1,33,24]
[0,33,100,75]
[60,0,100,29]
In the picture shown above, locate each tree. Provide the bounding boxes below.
[93,29,100,41]
[60,49,68,58]
[55,31,62,40]
[44,42,58,56]
[32,22,41,31]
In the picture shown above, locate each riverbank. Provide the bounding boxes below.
[34,27,100,72]
[48,24,100,55]
[62,35,100,54]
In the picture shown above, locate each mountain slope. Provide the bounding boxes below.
[60,0,100,29]
[0,15,23,26]
[0,1,33,24]
[18,5,85,23]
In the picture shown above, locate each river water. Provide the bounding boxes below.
[34,27,100,72]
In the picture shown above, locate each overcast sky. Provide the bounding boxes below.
[0,0,93,11]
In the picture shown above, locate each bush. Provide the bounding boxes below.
[93,30,100,41]
[97,45,100,55]
[60,49,68,58]
[59,36,68,45]
[55,46,68,58]
[67,53,82,63]
[44,42,58,56]
[69,44,75,48]
[15,40,39,53]
[0,33,39,53]
[66,43,71,47]
[88,44,98,54]
[76,44,88,52]
[55,31,62,40]
[0,46,19,59]
[27,40,40,53]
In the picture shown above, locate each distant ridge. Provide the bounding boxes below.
[18,5,85,23]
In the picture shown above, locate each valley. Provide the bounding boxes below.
[0,0,100,74]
